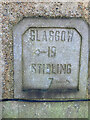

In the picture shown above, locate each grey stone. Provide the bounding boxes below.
[2,101,88,118]
[13,18,88,99]
[2,102,18,118]
[23,27,80,90]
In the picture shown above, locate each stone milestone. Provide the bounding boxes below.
[22,27,80,90]
[13,18,88,98]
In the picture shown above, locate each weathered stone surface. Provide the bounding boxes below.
[1,1,90,119]
[22,28,80,90]
[2,101,18,118]
[2,101,88,118]
[1,2,89,99]
[13,18,88,99]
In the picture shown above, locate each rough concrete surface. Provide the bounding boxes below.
[0,2,2,100]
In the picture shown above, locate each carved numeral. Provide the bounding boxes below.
[48,46,56,57]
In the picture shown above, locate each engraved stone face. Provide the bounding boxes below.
[22,28,81,90]
[13,18,88,99]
